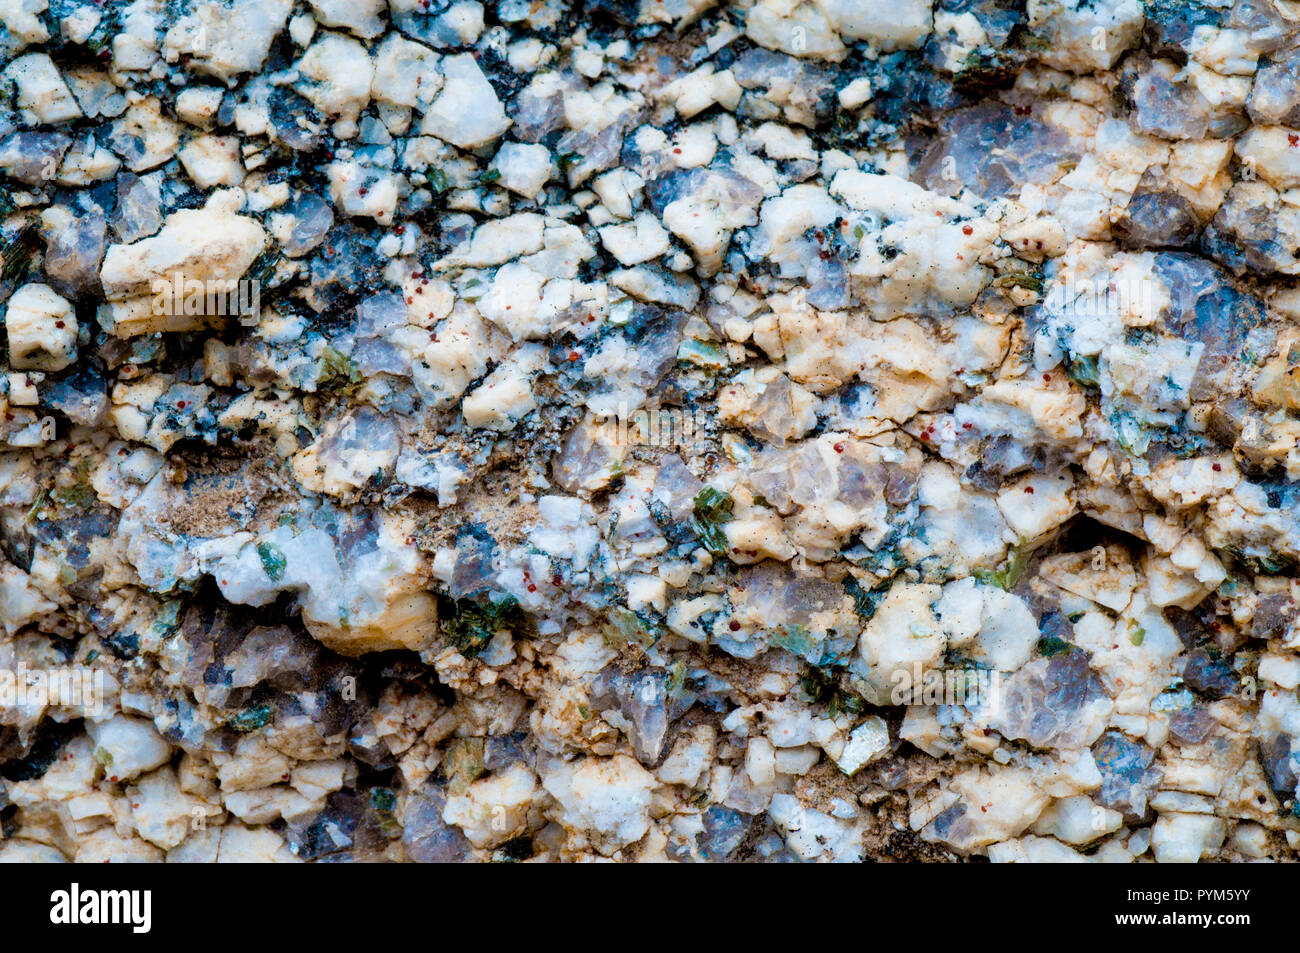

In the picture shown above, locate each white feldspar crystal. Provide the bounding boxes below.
[4,283,77,371]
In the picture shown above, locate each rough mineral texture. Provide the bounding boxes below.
[0,0,1299,863]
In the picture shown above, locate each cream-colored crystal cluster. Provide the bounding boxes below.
[0,0,1298,862]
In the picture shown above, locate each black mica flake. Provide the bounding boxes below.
[0,718,85,783]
